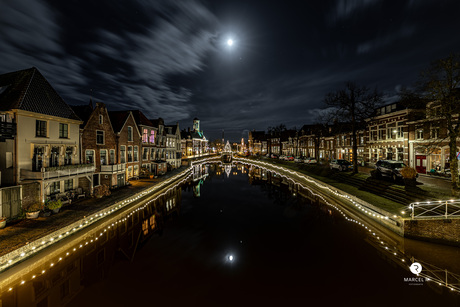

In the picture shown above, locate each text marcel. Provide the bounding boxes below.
[404,277,424,282]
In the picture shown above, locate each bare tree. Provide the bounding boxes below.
[324,82,382,173]
[417,53,460,194]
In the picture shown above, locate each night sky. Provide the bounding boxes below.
[1,0,460,141]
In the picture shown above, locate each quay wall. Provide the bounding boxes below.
[235,157,460,246]
[404,218,460,247]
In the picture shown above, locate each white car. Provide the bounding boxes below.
[303,157,317,164]
[329,159,352,171]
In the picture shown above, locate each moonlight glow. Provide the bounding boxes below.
[227,39,234,46]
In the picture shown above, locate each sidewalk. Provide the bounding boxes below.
[0,167,187,258]
[358,165,453,196]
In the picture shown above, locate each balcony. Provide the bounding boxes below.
[101,163,126,173]
[21,164,95,181]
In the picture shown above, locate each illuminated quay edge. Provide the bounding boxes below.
[0,170,195,295]
[1,156,458,295]
[0,165,201,274]
[229,157,459,294]
[0,156,220,293]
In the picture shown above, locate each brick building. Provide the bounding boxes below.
[72,102,124,190]
[109,111,142,181]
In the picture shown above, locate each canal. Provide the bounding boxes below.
[65,162,460,306]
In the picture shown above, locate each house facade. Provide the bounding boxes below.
[165,123,181,169]
[181,118,208,158]
[0,67,94,203]
[407,101,458,174]
[72,102,124,190]
[109,111,142,181]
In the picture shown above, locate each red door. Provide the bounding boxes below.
[415,155,426,173]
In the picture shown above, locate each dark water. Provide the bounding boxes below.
[70,163,459,307]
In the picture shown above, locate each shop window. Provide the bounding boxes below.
[50,181,60,195]
[64,179,73,191]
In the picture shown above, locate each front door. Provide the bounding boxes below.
[117,174,125,187]
[415,155,426,173]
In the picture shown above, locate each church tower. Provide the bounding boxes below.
[193,117,200,132]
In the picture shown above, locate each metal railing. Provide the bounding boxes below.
[21,164,95,180]
[412,256,460,292]
[101,163,126,173]
[409,200,460,219]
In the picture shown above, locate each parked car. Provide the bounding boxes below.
[303,157,318,164]
[375,160,407,181]
[294,156,304,163]
[330,159,352,171]
[279,155,286,160]
[271,154,279,159]
[285,155,295,161]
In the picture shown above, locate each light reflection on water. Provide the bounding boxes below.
[69,162,460,307]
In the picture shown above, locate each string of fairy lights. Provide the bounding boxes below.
[0,168,202,289]
[0,157,222,295]
[231,157,459,294]
[1,156,458,296]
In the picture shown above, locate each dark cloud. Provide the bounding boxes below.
[1,0,460,142]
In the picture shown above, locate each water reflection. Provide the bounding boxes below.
[65,161,459,306]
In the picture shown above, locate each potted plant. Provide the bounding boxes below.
[93,184,111,198]
[0,216,6,229]
[400,166,417,187]
[46,199,62,214]
[24,203,44,219]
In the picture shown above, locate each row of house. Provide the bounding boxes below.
[249,101,457,175]
[0,67,208,207]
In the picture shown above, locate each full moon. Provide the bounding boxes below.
[227,39,234,46]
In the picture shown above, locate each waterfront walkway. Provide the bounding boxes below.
[0,159,456,259]
[0,167,187,258]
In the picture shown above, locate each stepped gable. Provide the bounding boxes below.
[108,110,130,133]
[0,67,80,120]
